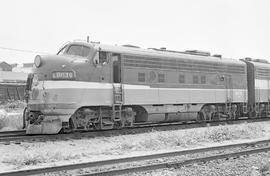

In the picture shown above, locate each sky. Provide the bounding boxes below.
[0,0,270,64]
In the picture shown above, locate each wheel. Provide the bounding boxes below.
[197,111,205,122]
[22,107,28,129]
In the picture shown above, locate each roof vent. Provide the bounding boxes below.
[212,54,222,58]
[122,44,140,48]
[90,41,100,44]
[185,50,211,56]
[148,48,157,50]
[244,57,253,61]
[253,59,268,63]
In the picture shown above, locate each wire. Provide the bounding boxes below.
[0,55,33,62]
[0,46,50,55]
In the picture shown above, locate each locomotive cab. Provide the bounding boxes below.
[24,41,128,134]
[24,41,123,134]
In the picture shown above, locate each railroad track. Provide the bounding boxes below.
[0,117,270,144]
[0,130,26,137]
[1,138,270,176]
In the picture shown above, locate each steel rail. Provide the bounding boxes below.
[0,130,25,135]
[0,130,26,137]
[82,146,270,176]
[0,130,25,134]
[0,118,269,143]
[1,139,270,176]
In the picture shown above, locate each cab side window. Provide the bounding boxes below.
[99,51,107,64]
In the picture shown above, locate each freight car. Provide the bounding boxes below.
[24,41,270,134]
[0,83,26,102]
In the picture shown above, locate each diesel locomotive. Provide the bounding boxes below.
[24,40,270,134]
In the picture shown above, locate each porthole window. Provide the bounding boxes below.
[138,73,145,82]
[179,74,185,83]
[201,76,206,84]
[158,73,165,83]
[193,75,199,84]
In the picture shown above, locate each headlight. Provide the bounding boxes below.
[34,55,42,67]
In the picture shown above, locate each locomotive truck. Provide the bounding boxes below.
[24,40,270,134]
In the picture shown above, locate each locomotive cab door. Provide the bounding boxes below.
[92,51,111,82]
[111,54,122,83]
[111,53,124,105]
[111,54,124,119]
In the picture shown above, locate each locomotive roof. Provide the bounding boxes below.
[69,41,245,66]
[248,60,270,69]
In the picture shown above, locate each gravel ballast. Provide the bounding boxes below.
[1,120,270,174]
[133,152,270,176]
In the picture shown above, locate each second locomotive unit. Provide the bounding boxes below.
[24,40,270,134]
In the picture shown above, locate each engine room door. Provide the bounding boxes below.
[225,75,233,102]
[112,54,121,83]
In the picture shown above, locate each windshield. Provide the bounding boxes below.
[60,45,90,57]
[57,45,67,55]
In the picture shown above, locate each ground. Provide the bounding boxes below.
[131,152,270,176]
[0,101,25,131]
